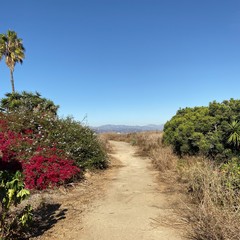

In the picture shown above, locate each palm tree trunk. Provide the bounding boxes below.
[10,69,15,93]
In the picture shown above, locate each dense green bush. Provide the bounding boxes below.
[47,117,108,169]
[163,99,240,162]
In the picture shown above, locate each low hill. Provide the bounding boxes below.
[92,124,164,133]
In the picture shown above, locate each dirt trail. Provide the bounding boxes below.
[79,141,185,240]
[35,140,186,240]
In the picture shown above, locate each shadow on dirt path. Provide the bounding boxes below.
[30,203,67,238]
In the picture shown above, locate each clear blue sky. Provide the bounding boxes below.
[0,0,240,126]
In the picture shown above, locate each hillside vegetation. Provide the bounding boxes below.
[163,99,240,239]
[1,91,108,185]
[0,91,108,239]
[106,98,240,240]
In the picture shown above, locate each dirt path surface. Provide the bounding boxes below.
[79,141,185,240]
[34,141,186,240]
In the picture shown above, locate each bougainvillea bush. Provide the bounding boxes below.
[0,117,80,190]
[0,128,23,172]
[23,147,80,190]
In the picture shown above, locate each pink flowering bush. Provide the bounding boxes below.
[0,118,80,190]
[23,148,80,190]
[0,129,23,172]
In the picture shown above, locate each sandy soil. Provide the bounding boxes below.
[32,141,187,240]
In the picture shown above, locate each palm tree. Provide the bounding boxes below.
[0,30,25,93]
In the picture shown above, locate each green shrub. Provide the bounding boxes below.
[163,99,240,162]
[47,117,108,169]
[221,158,240,192]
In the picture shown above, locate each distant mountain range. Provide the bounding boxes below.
[92,124,164,133]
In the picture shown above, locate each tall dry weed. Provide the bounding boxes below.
[132,132,178,172]
[182,158,240,239]
[190,195,240,240]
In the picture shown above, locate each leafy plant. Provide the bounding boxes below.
[0,171,31,239]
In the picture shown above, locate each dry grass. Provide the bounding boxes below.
[100,132,135,143]
[129,131,178,172]
[190,198,240,240]
[181,157,240,240]
[98,133,114,153]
